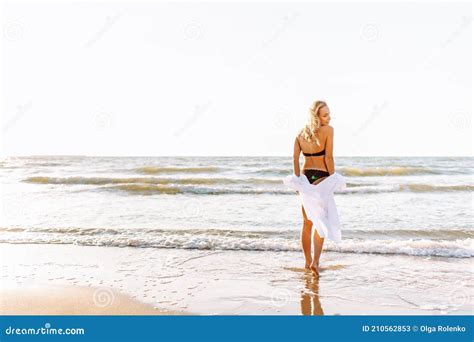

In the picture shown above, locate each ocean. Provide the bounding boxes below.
[1,155,473,315]
[0,156,472,258]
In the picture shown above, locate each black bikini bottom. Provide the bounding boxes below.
[302,169,330,184]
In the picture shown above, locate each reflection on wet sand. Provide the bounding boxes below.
[289,264,348,315]
[300,270,324,315]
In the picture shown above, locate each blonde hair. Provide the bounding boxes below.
[299,100,327,146]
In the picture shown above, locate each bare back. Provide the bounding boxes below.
[297,127,330,171]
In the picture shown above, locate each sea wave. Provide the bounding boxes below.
[23,176,282,186]
[23,176,473,195]
[344,183,474,194]
[1,227,472,258]
[399,183,474,192]
[339,166,437,176]
[135,166,221,174]
[104,184,287,195]
[2,227,471,240]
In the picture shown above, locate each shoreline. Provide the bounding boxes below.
[1,243,471,315]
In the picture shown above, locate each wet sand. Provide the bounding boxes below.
[0,243,471,315]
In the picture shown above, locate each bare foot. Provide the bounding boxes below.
[310,262,320,276]
[304,261,312,270]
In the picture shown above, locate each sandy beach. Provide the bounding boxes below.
[0,284,183,315]
[1,0,472,331]
[1,243,471,315]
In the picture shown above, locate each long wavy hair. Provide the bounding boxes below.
[299,100,327,146]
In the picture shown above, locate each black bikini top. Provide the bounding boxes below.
[297,138,325,156]
[302,149,325,157]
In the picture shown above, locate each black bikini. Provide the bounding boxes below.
[302,168,330,184]
[298,139,330,184]
[302,149,326,157]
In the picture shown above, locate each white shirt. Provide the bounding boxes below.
[282,172,346,243]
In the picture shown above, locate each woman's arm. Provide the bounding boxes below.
[293,137,301,176]
[324,126,335,175]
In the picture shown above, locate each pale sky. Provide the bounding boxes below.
[1,1,472,156]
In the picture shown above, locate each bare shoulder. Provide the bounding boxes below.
[295,129,303,140]
[322,125,334,131]
[320,125,334,134]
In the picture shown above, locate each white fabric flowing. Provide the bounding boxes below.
[282,172,346,243]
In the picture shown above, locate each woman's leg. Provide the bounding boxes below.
[301,206,312,269]
[309,176,327,276]
[310,229,324,276]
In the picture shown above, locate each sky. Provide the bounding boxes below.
[1,1,472,156]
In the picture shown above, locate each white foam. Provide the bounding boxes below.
[1,228,472,258]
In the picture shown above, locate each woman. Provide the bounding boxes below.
[293,100,335,276]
